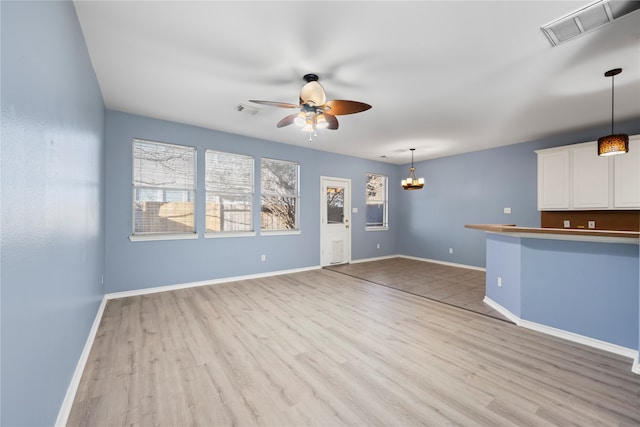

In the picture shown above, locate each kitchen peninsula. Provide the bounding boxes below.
[466,224,640,373]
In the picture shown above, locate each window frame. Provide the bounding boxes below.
[365,172,389,231]
[260,157,301,235]
[204,149,256,238]
[130,138,197,241]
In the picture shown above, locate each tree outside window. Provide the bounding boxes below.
[261,158,299,231]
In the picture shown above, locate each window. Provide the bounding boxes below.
[366,173,388,229]
[326,187,345,224]
[132,139,196,238]
[205,150,254,235]
[261,158,299,232]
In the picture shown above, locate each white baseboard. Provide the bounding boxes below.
[484,296,640,374]
[106,265,321,300]
[482,296,521,324]
[349,253,486,272]
[399,254,486,272]
[349,254,400,264]
[348,254,486,272]
[56,296,108,427]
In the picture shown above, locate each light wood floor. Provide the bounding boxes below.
[326,257,508,321]
[67,268,640,426]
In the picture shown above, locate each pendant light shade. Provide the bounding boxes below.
[598,134,629,156]
[401,149,424,190]
[597,68,629,156]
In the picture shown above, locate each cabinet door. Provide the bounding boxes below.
[614,138,640,208]
[572,144,610,209]
[538,150,570,210]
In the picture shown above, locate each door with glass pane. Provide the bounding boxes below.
[320,177,351,266]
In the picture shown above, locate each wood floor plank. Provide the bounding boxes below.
[326,258,510,321]
[67,266,640,426]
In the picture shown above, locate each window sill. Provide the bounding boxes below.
[129,233,198,242]
[204,231,256,239]
[260,229,301,236]
[365,226,389,232]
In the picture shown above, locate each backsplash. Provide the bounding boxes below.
[541,211,639,232]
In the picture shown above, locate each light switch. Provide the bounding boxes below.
[563,220,570,228]
[352,207,358,213]
[503,207,511,214]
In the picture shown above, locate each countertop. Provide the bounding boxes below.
[465,224,639,243]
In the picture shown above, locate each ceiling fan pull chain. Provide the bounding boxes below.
[313,112,318,137]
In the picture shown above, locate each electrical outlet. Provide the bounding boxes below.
[497,276,502,287]
[261,254,266,261]
[376,243,380,249]
[588,220,596,229]
[503,207,511,214]
[449,248,453,254]
[563,220,570,228]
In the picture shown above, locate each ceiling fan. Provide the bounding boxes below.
[249,74,372,141]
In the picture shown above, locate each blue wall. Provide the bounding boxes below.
[1,1,105,425]
[485,234,522,317]
[104,111,399,292]
[399,122,640,268]
[521,239,638,349]
[485,235,638,349]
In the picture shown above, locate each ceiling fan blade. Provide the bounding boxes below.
[324,100,372,115]
[323,113,339,130]
[299,81,326,106]
[249,100,300,109]
[276,113,298,128]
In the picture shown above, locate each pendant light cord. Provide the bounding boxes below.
[611,74,615,134]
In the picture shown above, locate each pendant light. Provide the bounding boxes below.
[597,68,629,156]
[401,148,424,190]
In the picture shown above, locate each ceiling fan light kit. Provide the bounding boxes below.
[597,68,629,156]
[401,149,424,190]
[250,74,371,142]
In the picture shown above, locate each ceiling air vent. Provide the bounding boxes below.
[541,0,640,46]
[235,104,260,115]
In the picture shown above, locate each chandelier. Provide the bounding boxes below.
[401,149,424,190]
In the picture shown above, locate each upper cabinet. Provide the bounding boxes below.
[536,136,639,211]
[537,149,570,210]
[571,144,610,209]
[614,138,640,208]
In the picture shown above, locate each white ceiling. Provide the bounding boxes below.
[73,1,640,164]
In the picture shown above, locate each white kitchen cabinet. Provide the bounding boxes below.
[614,138,640,208]
[572,144,610,209]
[536,135,639,210]
[537,149,570,210]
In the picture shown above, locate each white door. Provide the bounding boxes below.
[320,177,351,266]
